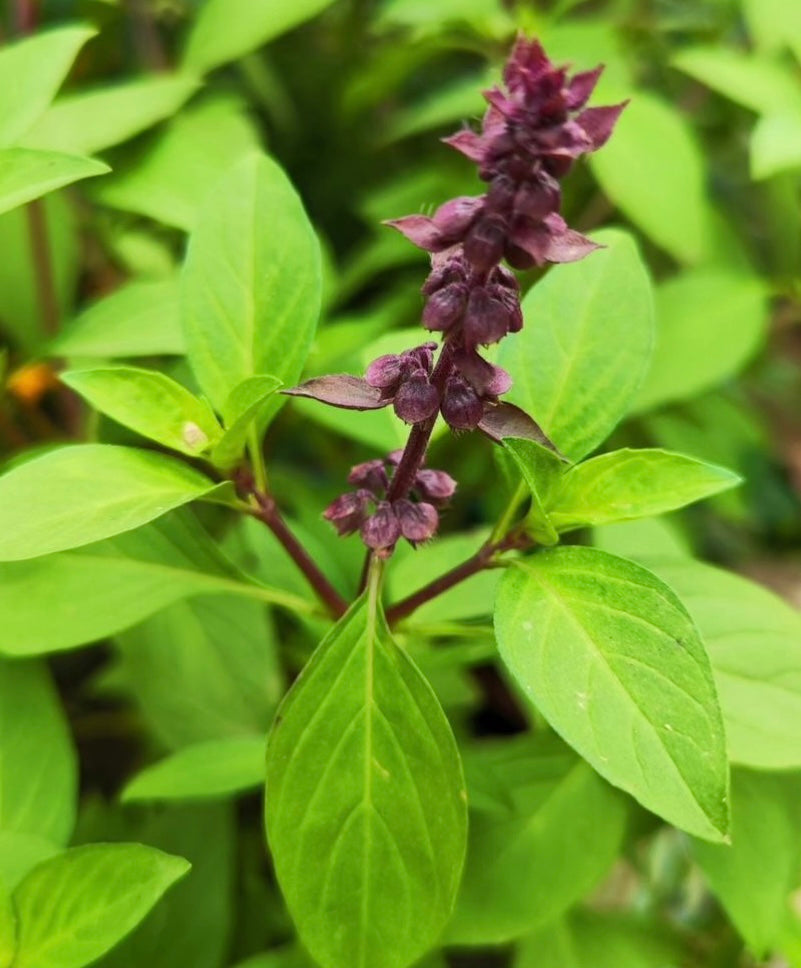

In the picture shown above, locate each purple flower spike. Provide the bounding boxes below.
[323,490,372,536]
[395,499,439,543]
[361,501,401,553]
[393,372,440,424]
[441,375,484,431]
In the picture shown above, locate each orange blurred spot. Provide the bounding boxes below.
[7,363,59,405]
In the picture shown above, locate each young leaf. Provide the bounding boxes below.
[52,278,184,358]
[122,735,266,802]
[0,444,225,561]
[494,547,729,841]
[0,509,306,657]
[212,375,283,469]
[503,437,566,545]
[589,94,713,263]
[0,658,76,845]
[265,589,467,968]
[633,269,768,413]
[645,559,801,769]
[117,595,284,750]
[498,228,654,462]
[751,111,801,179]
[0,148,108,215]
[545,448,740,531]
[447,735,627,944]
[692,770,801,958]
[12,843,190,968]
[183,0,338,73]
[20,75,200,155]
[0,25,95,147]
[61,366,222,456]
[0,832,60,891]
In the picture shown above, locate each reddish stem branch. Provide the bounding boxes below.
[251,492,348,619]
[385,531,527,626]
[26,201,60,336]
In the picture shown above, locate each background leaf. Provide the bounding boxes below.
[499,228,654,461]
[495,547,729,841]
[265,592,467,968]
[0,148,108,215]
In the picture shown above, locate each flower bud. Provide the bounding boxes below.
[422,283,467,332]
[453,348,512,397]
[414,468,457,504]
[361,501,401,552]
[348,459,388,494]
[365,353,406,392]
[462,286,512,347]
[441,376,484,431]
[405,342,437,374]
[393,372,440,425]
[323,490,372,536]
[394,499,439,543]
[463,215,507,272]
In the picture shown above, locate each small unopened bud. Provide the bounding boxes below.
[324,490,372,536]
[463,215,506,272]
[423,283,467,332]
[393,372,440,425]
[395,499,439,543]
[441,376,484,431]
[361,501,401,552]
[366,354,406,392]
[348,459,387,494]
[414,468,457,504]
[462,287,512,347]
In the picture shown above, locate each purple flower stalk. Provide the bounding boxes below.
[288,36,624,553]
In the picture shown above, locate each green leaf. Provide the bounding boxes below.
[91,96,261,231]
[593,516,691,561]
[751,111,801,179]
[122,735,265,802]
[52,278,184,358]
[0,26,95,147]
[0,658,76,845]
[590,94,713,263]
[546,449,740,531]
[503,438,566,545]
[12,843,190,968]
[183,0,338,73]
[447,735,627,944]
[117,595,284,750]
[0,509,306,657]
[633,269,768,412]
[211,375,282,469]
[0,832,60,891]
[0,444,224,561]
[20,75,200,155]
[516,911,684,968]
[181,152,321,417]
[61,366,222,456]
[494,547,729,841]
[265,589,467,968]
[672,46,801,114]
[0,882,14,968]
[498,228,654,461]
[742,0,801,61]
[0,148,108,215]
[644,559,801,769]
[693,770,801,957]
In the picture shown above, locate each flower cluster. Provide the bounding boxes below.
[288,36,623,552]
[324,454,456,555]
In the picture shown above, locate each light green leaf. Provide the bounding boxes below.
[751,111,801,179]
[742,0,801,61]
[498,229,654,461]
[0,147,108,215]
[21,75,200,156]
[117,595,284,750]
[122,735,265,802]
[12,843,190,968]
[516,911,684,968]
[503,438,566,545]
[0,26,95,147]
[0,881,14,968]
[0,445,224,561]
[265,589,467,968]
[0,509,306,657]
[672,46,801,114]
[211,375,282,469]
[91,96,261,231]
[590,94,712,263]
[183,0,337,73]
[693,770,801,957]
[52,278,184,358]
[0,658,76,845]
[447,735,627,944]
[593,516,691,561]
[546,448,740,531]
[645,559,801,769]
[181,152,321,417]
[495,547,729,841]
[0,832,60,891]
[61,366,222,456]
[633,269,768,412]
[385,69,493,142]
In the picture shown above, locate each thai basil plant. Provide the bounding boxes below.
[2,6,801,968]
